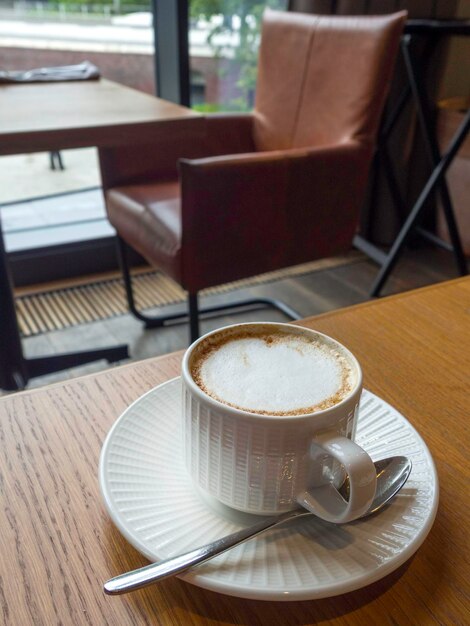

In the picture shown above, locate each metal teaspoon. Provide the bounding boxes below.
[104,455,412,595]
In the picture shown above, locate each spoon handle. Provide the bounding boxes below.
[104,456,412,595]
[104,508,308,595]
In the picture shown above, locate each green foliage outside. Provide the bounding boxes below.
[55,0,147,6]
[22,0,149,18]
[190,1,285,110]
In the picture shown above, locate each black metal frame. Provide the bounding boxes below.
[354,19,469,296]
[116,237,300,344]
[152,0,190,106]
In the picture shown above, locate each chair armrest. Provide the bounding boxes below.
[99,113,255,190]
[179,141,372,292]
[205,113,256,154]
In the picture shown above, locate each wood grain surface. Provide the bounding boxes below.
[0,79,201,155]
[0,277,469,625]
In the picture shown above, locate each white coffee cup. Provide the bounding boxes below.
[181,322,376,523]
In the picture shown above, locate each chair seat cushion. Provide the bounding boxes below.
[106,181,182,284]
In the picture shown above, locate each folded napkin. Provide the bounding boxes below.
[0,61,100,84]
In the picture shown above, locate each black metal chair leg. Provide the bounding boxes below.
[116,237,301,338]
[117,235,193,328]
[116,236,159,326]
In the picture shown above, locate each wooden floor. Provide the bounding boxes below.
[15,242,467,393]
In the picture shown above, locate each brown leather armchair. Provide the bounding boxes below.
[101,9,406,342]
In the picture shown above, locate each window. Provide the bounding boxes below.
[188,1,287,111]
[0,0,286,284]
[0,0,156,283]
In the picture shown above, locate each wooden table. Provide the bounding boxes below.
[1,277,468,625]
[0,78,201,390]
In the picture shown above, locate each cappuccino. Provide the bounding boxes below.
[190,325,355,415]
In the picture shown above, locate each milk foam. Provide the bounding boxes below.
[192,331,354,415]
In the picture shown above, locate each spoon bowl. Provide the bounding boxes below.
[104,455,412,595]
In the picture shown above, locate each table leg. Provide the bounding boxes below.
[370,109,470,297]
[401,35,468,277]
[356,27,469,296]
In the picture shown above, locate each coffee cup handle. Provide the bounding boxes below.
[296,432,377,524]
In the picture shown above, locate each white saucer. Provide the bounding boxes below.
[99,378,438,601]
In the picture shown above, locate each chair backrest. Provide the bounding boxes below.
[253,9,406,151]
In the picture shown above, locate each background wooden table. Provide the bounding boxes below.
[0,277,468,625]
[0,78,203,390]
[0,78,200,155]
